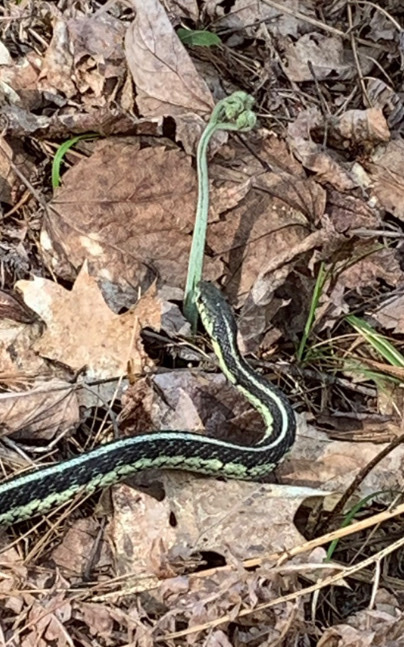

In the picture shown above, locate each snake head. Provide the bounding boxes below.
[194,281,237,342]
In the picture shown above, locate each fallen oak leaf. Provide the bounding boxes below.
[16,264,160,380]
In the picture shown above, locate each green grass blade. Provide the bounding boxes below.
[326,491,397,560]
[296,262,327,362]
[346,315,404,367]
[52,133,99,189]
[177,28,221,47]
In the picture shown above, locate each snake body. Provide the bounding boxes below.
[0,282,295,526]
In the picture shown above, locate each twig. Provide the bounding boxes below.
[347,4,371,107]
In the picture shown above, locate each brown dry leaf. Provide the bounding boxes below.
[66,13,126,103]
[204,136,325,335]
[326,189,382,233]
[214,135,325,222]
[0,288,74,393]
[0,137,36,206]
[367,5,398,41]
[43,139,199,308]
[282,34,352,82]
[293,142,356,191]
[0,6,155,140]
[51,518,112,578]
[108,605,154,644]
[208,0,312,39]
[24,592,72,647]
[109,479,315,579]
[250,227,338,317]
[373,294,404,333]
[377,381,403,427]
[0,379,79,440]
[0,44,41,111]
[0,38,12,65]
[78,603,114,641]
[122,372,269,447]
[0,289,37,324]
[175,112,228,157]
[0,545,28,615]
[208,165,252,218]
[155,566,303,642]
[316,413,398,444]
[282,421,404,496]
[109,484,177,580]
[16,263,160,380]
[165,0,199,22]
[208,135,310,305]
[365,138,404,221]
[333,108,390,146]
[0,138,19,205]
[288,109,358,191]
[0,318,49,381]
[313,245,403,332]
[44,132,316,317]
[208,187,305,303]
[164,476,311,558]
[288,108,389,193]
[39,14,76,98]
[38,9,126,102]
[204,631,232,647]
[368,78,404,129]
[338,247,403,291]
[318,590,404,646]
[253,165,326,223]
[125,0,213,117]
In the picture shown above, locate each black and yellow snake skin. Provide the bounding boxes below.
[0,282,296,526]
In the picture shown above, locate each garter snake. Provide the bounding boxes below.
[0,282,296,527]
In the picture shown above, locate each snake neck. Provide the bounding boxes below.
[212,319,296,451]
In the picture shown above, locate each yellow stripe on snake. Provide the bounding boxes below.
[0,282,295,526]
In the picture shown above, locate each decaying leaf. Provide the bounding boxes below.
[42,140,199,310]
[365,138,404,221]
[283,34,352,82]
[318,590,404,647]
[125,0,213,117]
[0,289,37,324]
[0,138,37,206]
[16,263,160,380]
[374,294,404,334]
[333,108,390,145]
[281,422,404,497]
[51,518,112,578]
[0,379,79,440]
